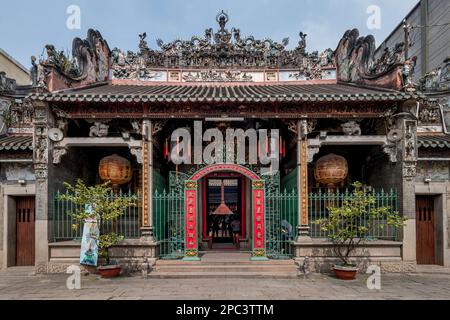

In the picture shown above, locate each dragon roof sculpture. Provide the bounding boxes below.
[31,11,414,92]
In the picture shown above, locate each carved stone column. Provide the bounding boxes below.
[33,101,51,273]
[388,100,418,271]
[141,120,154,241]
[400,115,418,271]
[296,120,312,241]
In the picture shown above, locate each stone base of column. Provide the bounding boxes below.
[140,227,155,242]
[182,256,201,261]
[182,249,201,261]
[139,228,158,258]
[251,249,269,261]
[295,225,312,243]
[250,256,269,261]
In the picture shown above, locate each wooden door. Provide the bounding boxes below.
[16,197,35,266]
[416,196,435,265]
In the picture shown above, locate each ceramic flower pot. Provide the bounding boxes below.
[97,265,122,278]
[333,265,358,280]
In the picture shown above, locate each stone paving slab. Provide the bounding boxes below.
[0,271,450,300]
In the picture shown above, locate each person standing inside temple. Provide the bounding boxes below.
[221,217,229,237]
[231,217,241,246]
[213,216,220,238]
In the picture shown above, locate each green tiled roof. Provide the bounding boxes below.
[29,83,422,104]
[418,135,450,149]
[0,135,33,151]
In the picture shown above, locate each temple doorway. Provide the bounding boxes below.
[202,173,246,250]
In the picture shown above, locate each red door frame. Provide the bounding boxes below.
[184,164,267,260]
[202,172,246,240]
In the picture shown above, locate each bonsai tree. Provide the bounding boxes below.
[314,182,406,267]
[59,179,137,266]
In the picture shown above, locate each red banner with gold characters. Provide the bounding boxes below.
[184,181,199,259]
[252,180,267,259]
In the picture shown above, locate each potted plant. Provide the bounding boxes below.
[59,179,137,278]
[314,182,405,280]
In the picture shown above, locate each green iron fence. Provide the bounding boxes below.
[309,188,399,240]
[265,189,298,259]
[154,189,185,259]
[51,190,141,242]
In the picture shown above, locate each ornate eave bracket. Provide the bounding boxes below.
[307,135,397,163]
[53,147,68,165]
[130,146,143,164]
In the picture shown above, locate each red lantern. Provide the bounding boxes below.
[99,154,133,189]
[314,154,348,187]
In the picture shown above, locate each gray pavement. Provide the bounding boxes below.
[1,268,450,300]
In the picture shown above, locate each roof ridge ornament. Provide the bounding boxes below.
[111,11,336,79]
[216,10,229,31]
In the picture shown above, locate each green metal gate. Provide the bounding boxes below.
[154,172,187,259]
[265,188,298,258]
[264,172,298,259]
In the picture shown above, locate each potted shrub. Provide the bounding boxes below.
[59,179,137,278]
[314,182,405,280]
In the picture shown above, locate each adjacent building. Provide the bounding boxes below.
[0,49,34,268]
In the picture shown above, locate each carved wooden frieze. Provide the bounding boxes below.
[53,103,393,120]
[341,121,361,136]
[88,121,110,137]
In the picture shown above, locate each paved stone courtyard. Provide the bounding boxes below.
[1,268,450,300]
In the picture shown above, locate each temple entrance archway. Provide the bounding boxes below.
[202,173,246,249]
[183,164,268,261]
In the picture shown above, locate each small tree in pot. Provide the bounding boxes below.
[59,179,137,277]
[314,182,405,280]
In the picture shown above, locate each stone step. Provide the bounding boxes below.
[0,267,35,276]
[148,271,299,279]
[153,265,298,273]
[156,260,296,266]
[414,265,450,274]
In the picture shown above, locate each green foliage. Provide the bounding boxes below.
[98,234,124,265]
[314,182,406,266]
[58,179,137,265]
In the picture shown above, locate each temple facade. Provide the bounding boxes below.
[1,12,449,273]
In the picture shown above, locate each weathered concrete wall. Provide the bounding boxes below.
[292,239,409,273]
[43,240,157,274]
[0,49,30,85]
[44,239,405,274]
[366,155,402,191]
[375,0,450,81]
[49,148,95,195]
